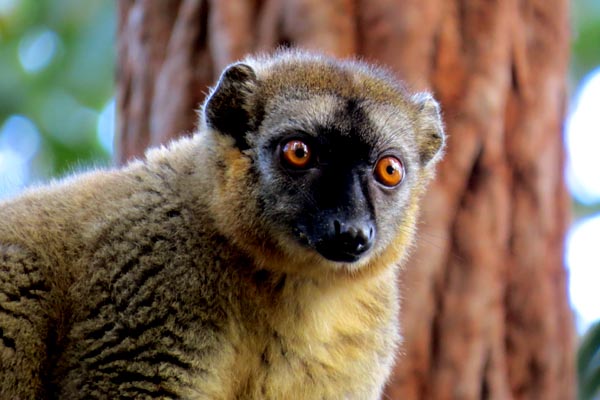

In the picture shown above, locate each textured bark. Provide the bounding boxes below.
[116,1,575,398]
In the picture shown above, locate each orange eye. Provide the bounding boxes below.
[374,156,404,187]
[282,140,312,169]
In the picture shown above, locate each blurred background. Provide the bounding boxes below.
[0,0,114,198]
[0,0,599,397]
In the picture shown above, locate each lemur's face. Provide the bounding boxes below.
[203,54,444,272]
[253,94,419,264]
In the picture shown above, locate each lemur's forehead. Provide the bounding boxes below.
[256,61,411,108]
[251,59,421,156]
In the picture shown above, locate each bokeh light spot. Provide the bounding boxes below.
[0,115,40,199]
[566,67,600,204]
[0,115,42,161]
[0,0,17,16]
[0,148,28,199]
[18,28,60,73]
[566,214,600,333]
[97,98,115,155]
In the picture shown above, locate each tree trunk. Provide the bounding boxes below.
[116,1,575,398]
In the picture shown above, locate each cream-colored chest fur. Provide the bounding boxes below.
[190,270,400,400]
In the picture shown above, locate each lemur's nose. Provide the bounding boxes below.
[316,219,375,263]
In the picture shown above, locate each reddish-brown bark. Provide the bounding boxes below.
[116,1,575,398]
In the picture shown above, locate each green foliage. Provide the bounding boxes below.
[0,0,115,182]
[579,321,600,400]
[572,0,600,83]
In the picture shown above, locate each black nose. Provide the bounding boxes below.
[316,220,375,263]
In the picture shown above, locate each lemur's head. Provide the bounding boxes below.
[200,50,445,278]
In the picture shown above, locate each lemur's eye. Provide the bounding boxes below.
[374,156,404,187]
[282,140,312,169]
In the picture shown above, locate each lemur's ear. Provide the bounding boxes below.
[411,92,446,166]
[204,63,258,150]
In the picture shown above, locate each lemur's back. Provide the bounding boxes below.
[0,157,227,398]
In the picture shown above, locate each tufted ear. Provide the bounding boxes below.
[204,63,258,150]
[411,92,446,166]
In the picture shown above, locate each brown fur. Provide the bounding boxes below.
[0,50,444,399]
